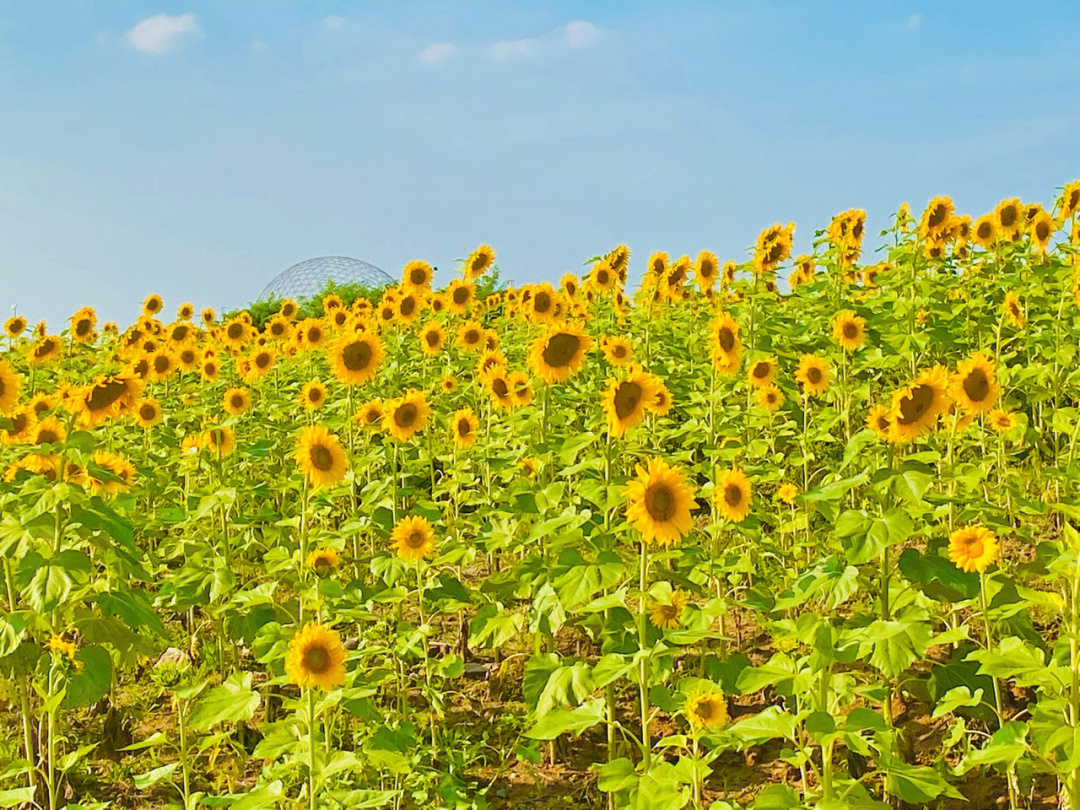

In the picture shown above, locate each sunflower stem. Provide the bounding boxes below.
[980,572,1018,809]
[638,539,651,770]
[307,687,318,810]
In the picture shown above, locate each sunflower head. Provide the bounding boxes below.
[686,690,729,731]
[795,355,831,397]
[777,483,800,504]
[286,623,347,690]
[528,326,593,385]
[392,515,437,561]
[306,547,340,575]
[329,333,383,386]
[296,425,348,489]
[649,590,689,630]
[988,408,1018,435]
[948,525,999,574]
[746,357,776,389]
[463,244,496,280]
[452,407,479,448]
[603,370,661,439]
[625,458,698,546]
[832,311,866,352]
[384,390,430,442]
[950,353,999,414]
[887,366,951,443]
[714,468,752,523]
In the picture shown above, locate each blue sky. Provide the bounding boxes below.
[2,2,1078,328]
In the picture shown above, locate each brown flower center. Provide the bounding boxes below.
[342,340,373,371]
[717,327,735,353]
[752,362,769,379]
[807,367,822,384]
[310,444,334,472]
[963,368,990,402]
[542,333,581,367]
[644,483,676,522]
[843,322,858,339]
[302,643,331,674]
[725,483,743,506]
[897,384,935,425]
[613,381,642,419]
[395,403,417,428]
[453,287,470,305]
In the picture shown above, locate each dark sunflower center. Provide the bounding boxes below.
[701,262,714,278]
[543,333,581,367]
[471,256,485,273]
[342,341,373,371]
[172,326,188,341]
[453,287,469,305]
[492,378,509,397]
[400,297,416,316]
[1001,206,1017,227]
[613,382,642,419]
[154,356,169,373]
[425,331,440,347]
[963,368,990,402]
[227,324,244,339]
[696,700,716,721]
[614,345,627,358]
[457,419,471,437]
[310,444,334,472]
[365,408,380,424]
[753,362,769,379]
[410,267,427,285]
[76,319,91,336]
[877,414,891,430]
[807,367,822,384]
[465,329,480,345]
[897,384,935,425]
[35,340,56,358]
[395,404,417,427]
[406,530,425,548]
[37,429,59,444]
[764,242,783,264]
[11,412,27,433]
[309,388,322,402]
[256,353,270,368]
[1036,221,1050,240]
[302,644,331,674]
[843,322,858,339]
[283,304,295,317]
[308,328,323,343]
[928,205,947,228]
[231,395,244,409]
[271,323,285,336]
[597,269,610,285]
[86,379,128,411]
[978,222,992,239]
[140,404,156,420]
[534,293,551,313]
[718,327,735,352]
[724,482,744,507]
[644,483,676,522]
[181,350,195,363]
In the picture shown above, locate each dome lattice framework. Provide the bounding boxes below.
[259,257,394,301]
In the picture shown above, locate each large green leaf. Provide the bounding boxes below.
[188,672,261,731]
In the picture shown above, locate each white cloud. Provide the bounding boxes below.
[906,13,922,30]
[125,13,200,54]
[322,15,344,29]
[564,20,597,48]
[419,43,457,64]
[488,37,539,62]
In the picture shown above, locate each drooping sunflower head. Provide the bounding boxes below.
[625,457,698,546]
[285,623,347,690]
[76,374,142,427]
[1,406,36,444]
[795,355,831,397]
[685,690,729,731]
[918,196,954,240]
[306,547,340,575]
[603,370,660,439]
[649,590,689,630]
[4,316,27,339]
[714,467,753,523]
[27,335,61,366]
[392,515,437,561]
[709,313,742,377]
[1003,291,1025,328]
[295,424,348,489]
[948,525,999,574]
[143,294,164,317]
[528,326,593,385]
[463,244,496,280]
[384,390,430,442]
[561,273,579,298]
[831,310,866,352]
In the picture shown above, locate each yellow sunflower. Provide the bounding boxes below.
[746,357,776,389]
[356,400,384,430]
[296,425,347,488]
[204,426,235,457]
[519,457,539,478]
[456,321,487,352]
[446,280,475,315]
[463,244,496,280]
[223,387,251,416]
[528,326,593,385]
[392,515,437,561]
[867,404,892,439]
[286,623,347,690]
[795,355,831,397]
[329,334,383,386]
[602,336,634,366]
[647,382,672,416]
[201,307,217,325]
[452,408,479,448]
[950,353,999,414]
[714,468,752,523]
[384,390,430,442]
[2,407,36,444]
[418,322,445,355]
[402,259,434,290]
[1029,211,1054,254]
[4,316,27,339]
[34,416,67,446]
[832,311,866,352]
[649,591,689,630]
[686,691,729,731]
[988,408,1018,435]
[76,374,142,427]
[201,358,220,382]
[887,366,951,443]
[27,335,61,366]
[143,293,164,317]
[918,196,954,240]
[438,375,458,394]
[995,198,1023,241]
[948,525,999,574]
[84,450,137,495]
[301,380,327,410]
[757,385,784,412]
[777,483,800,504]
[602,370,660,438]
[306,547,340,575]
[69,308,97,344]
[625,458,698,546]
[135,398,163,427]
[709,313,742,377]
[695,250,719,291]
[1003,291,1025,328]
[0,359,20,414]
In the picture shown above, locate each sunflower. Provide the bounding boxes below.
[266,316,293,342]
[757,385,784,412]
[395,292,421,324]
[451,408,479,449]
[301,380,328,410]
[286,623,347,690]
[866,404,892,439]
[832,311,866,351]
[34,416,67,446]
[402,259,434,290]
[135,398,163,427]
[392,515,437,561]
[519,457,538,478]
[647,382,672,416]
[625,458,697,546]
[995,198,1022,241]
[447,280,475,315]
[686,691,729,731]
[177,345,202,371]
[988,408,1018,435]
[296,425,348,488]
[709,313,742,376]
[649,591,688,630]
[28,335,61,366]
[456,321,486,352]
[1030,210,1054,254]
[298,319,329,351]
[306,547,340,575]
[528,326,593,385]
[329,334,383,386]
[602,336,634,366]
[69,308,97,344]
[357,400,383,430]
[486,372,515,411]
[249,348,276,378]
[746,357,776,389]
[887,366,951,442]
[220,387,248,416]
[4,316,27,339]
[561,274,579,298]
[278,299,298,320]
[602,370,660,438]
[777,483,800,504]
[918,196,954,240]
[418,323,445,355]
[28,393,53,416]
[795,355,831,397]
[950,353,999,414]
[694,250,719,291]
[201,358,220,382]
[384,390,430,442]
[85,450,137,495]
[201,307,216,325]
[948,525,999,574]
[143,294,164,317]
[76,374,142,426]
[463,244,496,280]
[714,468,752,523]
[204,426,235,457]
[1,407,36,444]
[0,359,20,414]
[438,375,458,394]
[1003,291,1025,328]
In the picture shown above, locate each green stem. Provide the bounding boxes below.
[308,688,318,810]
[638,540,651,769]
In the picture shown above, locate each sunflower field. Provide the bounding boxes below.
[2,187,1080,810]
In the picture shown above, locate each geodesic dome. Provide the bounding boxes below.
[259,257,394,301]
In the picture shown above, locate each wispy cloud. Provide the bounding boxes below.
[486,20,601,62]
[125,13,200,54]
[905,13,922,30]
[488,37,539,62]
[564,20,597,48]
[419,43,457,64]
